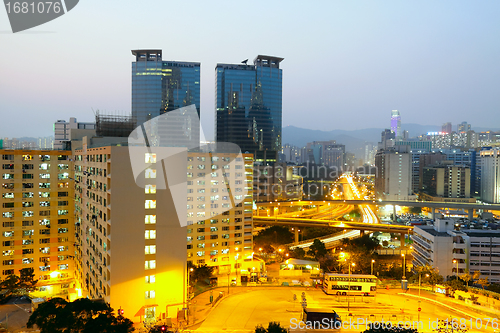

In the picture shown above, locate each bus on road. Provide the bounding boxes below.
[323,273,377,296]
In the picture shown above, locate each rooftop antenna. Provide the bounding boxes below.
[241,59,248,65]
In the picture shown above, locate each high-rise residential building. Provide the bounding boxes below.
[215,55,283,162]
[457,121,471,133]
[390,110,401,139]
[54,118,95,150]
[441,122,452,134]
[187,152,256,276]
[131,49,201,147]
[303,141,345,170]
[0,150,75,299]
[413,218,500,283]
[421,162,471,201]
[73,141,186,323]
[480,148,500,204]
[374,146,412,200]
[379,129,396,150]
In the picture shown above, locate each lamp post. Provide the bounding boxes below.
[453,259,458,276]
[371,259,375,276]
[235,248,239,286]
[401,254,406,279]
[348,262,355,312]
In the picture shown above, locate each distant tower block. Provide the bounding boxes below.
[391,110,401,139]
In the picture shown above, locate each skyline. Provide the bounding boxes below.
[1,1,500,140]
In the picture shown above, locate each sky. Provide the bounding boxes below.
[1,0,499,140]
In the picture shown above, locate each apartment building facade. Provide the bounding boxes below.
[0,149,75,299]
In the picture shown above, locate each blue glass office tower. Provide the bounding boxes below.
[132,50,200,146]
[215,55,283,162]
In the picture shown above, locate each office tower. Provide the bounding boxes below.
[215,55,283,162]
[131,49,200,147]
[374,146,412,200]
[254,163,303,202]
[379,129,396,150]
[54,118,96,150]
[187,152,255,274]
[390,110,401,139]
[441,122,452,134]
[457,121,471,133]
[303,141,345,169]
[73,142,186,323]
[480,148,500,204]
[0,150,75,299]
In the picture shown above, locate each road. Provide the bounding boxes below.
[0,296,34,332]
[188,287,496,333]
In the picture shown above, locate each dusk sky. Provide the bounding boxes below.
[1,0,499,140]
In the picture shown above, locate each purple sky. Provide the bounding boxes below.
[1,0,499,140]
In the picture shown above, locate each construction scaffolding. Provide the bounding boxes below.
[95,112,136,138]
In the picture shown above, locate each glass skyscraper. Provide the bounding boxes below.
[215,55,283,162]
[131,50,200,147]
[391,110,401,139]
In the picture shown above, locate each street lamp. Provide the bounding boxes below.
[401,254,406,279]
[187,267,194,299]
[348,262,355,312]
[371,259,375,276]
[453,259,458,276]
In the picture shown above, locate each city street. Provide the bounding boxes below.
[0,296,34,332]
[188,287,498,333]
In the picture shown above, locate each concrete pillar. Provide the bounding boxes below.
[431,207,435,220]
[400,233,405,249]
[294,228,299,245]
[393,205,397,222]
[468,209,474,221]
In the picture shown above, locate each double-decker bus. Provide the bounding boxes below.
[323,273,377,296]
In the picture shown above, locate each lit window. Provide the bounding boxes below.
[145,260,156,270]
[145,200,156,209]
[145,153,156,164]
[145,168,156,179]
[145,215,156,224]
[145,184,156,194]
[145,230,156,240]
[145,290,156,299]
[145,245,156,254]
[145,275,155,283]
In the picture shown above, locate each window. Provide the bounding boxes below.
[58,201,68,206]
[3,202,14,208]
[145,168,156,179]
[145,184,156,194]
[23,239,34,245]
[58,210,68,216]
[3,250,14,256]
[145,275,155,283]
[3,231,14,237]
[2,174,14,179]
[2,222,14,228]
[58,228,68,234]
[39,163,49,170]
[58,192,68,197]
[40,173,50,179]
[39,201,49,207]
[58,173,69,180]
[2,193,14,199]
[58,264,69,270]
[40,247,50,254]
[145,200,156,209]
[145,230,156,239]
[145,290,155,299]
[58,219,68,224]
[39,192,50,198]
[145,215,156,224]
[2,212,13,218]
[145,245,156,254]
[145,153,156,163]
[58,246,68,252]
[23,192,34,198]
[39,182,50,189]
[145,260,156,270]
[2,155,14,160]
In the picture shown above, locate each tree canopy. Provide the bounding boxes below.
[27,298,134,333]
[0,267,38,301]
[255,322,288,333]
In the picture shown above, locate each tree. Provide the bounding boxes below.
[18,267,38,294]
[291,247,306,259]
[459,270,473,288]
[190,264,215,286]
[255,322,287,333]
[445,277,467,292]
[27,298,134,333]
[254,226,294,249]
[433,319,469,333]
[308,239,327,260]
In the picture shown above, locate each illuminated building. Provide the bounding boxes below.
[73,141,185,323]
[480,148,500,204]
[131,49,200,147]
[413,219,500,283]
[187,152,256,275]
[0,149,75,298]
[374,146,412,200]
[441,122,452,134]
[390,110,401,139]
[215,55,283,163]
[421,162,471,200]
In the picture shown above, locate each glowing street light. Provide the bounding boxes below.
[453,259,458,276]
[401,254,406,280]
[371,259,375,276]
